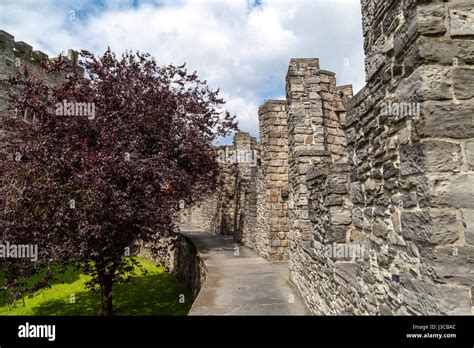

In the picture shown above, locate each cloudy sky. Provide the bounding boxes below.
[1,0,365,143]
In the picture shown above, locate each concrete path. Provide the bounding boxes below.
[179,225,310,315]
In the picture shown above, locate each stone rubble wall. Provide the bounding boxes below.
[287,0,473,315]
[179,152,237,235]
[255,101,290,261]
[285,58,357,314]
[136,235,207,301]
[182,0,473,315]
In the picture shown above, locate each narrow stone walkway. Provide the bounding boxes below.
[179,225,310,315]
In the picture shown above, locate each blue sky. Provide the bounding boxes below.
[1,0,365,143]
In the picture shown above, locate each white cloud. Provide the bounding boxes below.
[1,0,365,139]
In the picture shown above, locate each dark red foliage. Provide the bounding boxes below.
[0,49,237,315]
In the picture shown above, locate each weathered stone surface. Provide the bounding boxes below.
[428,173,474,209]
[397,66,452,101]
[350,182,365,204]
[418,40,474,65]
[421,246,474,285]
[450,6,474,37]
[383,162,399,179]
[400,275,471,315]
[373,219,388,238]
[423,140,462,173]
[466,141,474,170]
[417,4,446,35]
[387,230,406,246]
[400,144,425,176]
[394,15,418,58]
[453,67,474,100]
[330,208,352,225]
[462,210,474,245]
[401,211,459,245]
[421,103,474,139]
[327,225,347,243]
[365,36,387,80]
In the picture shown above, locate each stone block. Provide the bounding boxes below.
[350,182,365,204]
[466,141,474,170]
[394,14,418,58]
[396,66,452,101]
[418,40,474,65]
[423,140,462,173]
[373,219,388,239]
[428,173,474,209]
[352,207,371,231]
[330,208,352,225]
[400,274,471,315]
[383,161,399,179]
[401,210,459,245]
[450,6,474,37]
[462,210,474,245]
[421,246,474,285]
[365,36,387,80]
[324,194,343,206]
[327,225,347,243]
[400,144,425,176]
[421,103,474,139]
[417,4,446,35]
[453,67,474,100]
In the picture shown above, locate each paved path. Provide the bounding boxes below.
[179,225,310,315]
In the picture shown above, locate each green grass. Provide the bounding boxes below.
[0,258,191,315]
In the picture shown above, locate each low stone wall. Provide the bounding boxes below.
[169,235,207,300]
[136,234,207,301]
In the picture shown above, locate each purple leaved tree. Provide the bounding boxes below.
[0,49,237,315]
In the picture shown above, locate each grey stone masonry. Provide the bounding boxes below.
[233,132,259,244]
[188,0,473,315]
[256,100,290,261]
[286,58,330,259]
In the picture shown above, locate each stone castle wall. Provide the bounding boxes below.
[0,29,79,114]
[0,30,80,161]
[182,0,474,315]
[1,0,473,315]
[179,156,236,235]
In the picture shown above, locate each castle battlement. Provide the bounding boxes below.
[0,29,78,66]
[0,29,83,117]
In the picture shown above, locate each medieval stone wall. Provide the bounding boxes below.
[286,0,473,315]
[2,0,473,315]
[182,0,473,315]
[179,147,237,235]
[254,101,290,261]
[0,29,79,114]
[0,30,80,162]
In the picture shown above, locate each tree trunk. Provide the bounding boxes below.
[99,276,113,316]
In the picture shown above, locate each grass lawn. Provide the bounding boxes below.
[0,258,191,315]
